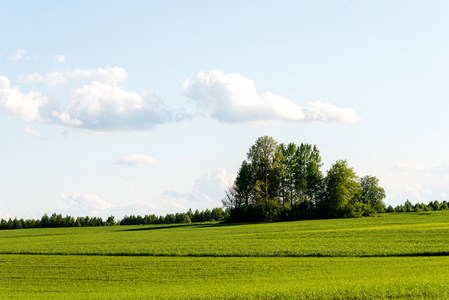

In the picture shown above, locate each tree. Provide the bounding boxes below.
[358,175,386,213]
[247,136,281,220]
[278,143,298,208]
[211,207,224,221]
[41,213,50,228]
[322,160,360,217]
[296,143,323,213]
[234,160,253,207]
[204,209,212,221]
[165,214,175,224]
[106,215,115,226]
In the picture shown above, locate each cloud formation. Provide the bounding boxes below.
[184,70,360,124]
[382,161,449,204]
[0,76,47,122]
[8,49,30,61]
[54,55,65,63]
[24,126,44,138]
[61,193,113,216]
[163,168,234,211]
[1,67,182,132]
[115,154,157,166]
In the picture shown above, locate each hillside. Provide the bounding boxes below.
[1,211,449,299]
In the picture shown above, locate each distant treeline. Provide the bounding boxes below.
[0,208,225,230]
[223,136,387,222]
[386,200,449,213]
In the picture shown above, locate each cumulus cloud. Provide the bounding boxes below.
[51,111,82,126]
[115,154,157,166]
[8,49,30,61]
[163,168,234,211]
[54,55,65,63]
[1,67,182,132]
[120,180,136,191]
[184,70,360,124]
[60,193,114,216]
[59,192,161,218]
[24,126,43,138]
[0,75,47,122]
[193,168,235,197]
[42,66,128,86]
[382,161,449,205]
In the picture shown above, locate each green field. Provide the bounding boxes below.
[1,211,449,299]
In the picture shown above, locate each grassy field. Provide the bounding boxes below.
[1,211,449,299]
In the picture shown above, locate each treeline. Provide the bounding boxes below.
[120,208,225,225]
[223,136,387,222]
[386,200,449,213]
[0,208,225,230]
[0,213,116,230]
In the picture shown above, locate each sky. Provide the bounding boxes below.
[1,0,449,219]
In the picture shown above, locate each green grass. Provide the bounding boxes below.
[1,211,449,257]
[2,255,449,299]
[1,211,449,299]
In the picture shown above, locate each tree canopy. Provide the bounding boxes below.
[223,136,387,222]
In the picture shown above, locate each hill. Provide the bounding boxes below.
[1,211,449,299]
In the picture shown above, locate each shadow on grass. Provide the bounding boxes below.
[121,222,251,232]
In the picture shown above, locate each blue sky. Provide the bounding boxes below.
[1,0,449,219]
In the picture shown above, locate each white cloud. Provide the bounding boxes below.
[115,154,157,166]
[163,168,234,212]
[382,161,449,205]
[194,168,235,194]
[0,75,47,122]
[1,67,182,132]
[45,67,128,85]
[184,70,360,124]
[54,55,65,63]
[24,126,43,138]
[8,49,30,61]
[21,67,128,86]
[60,193,113,216]
[51,111,82,126]
[59,192,162,219]
[69,81,144,115]
[120,180,136,191]
[19,73,45,83]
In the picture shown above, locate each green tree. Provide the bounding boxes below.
[40,213,50,228]
[106,215,115,226]
[247,136,281,220]
[322,160,360,217]
[165,214,175,224]
[358,175,386,213]
[204,209,212,221]
[12,217,22,229]
[193,209,202,222]
[278,143,298,208]
[234,160,253,207]
[296,143,323,212]
[211,207,224,221]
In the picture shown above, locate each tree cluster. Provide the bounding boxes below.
[0,208,225,230]
[0,213,116,230]
[120,208,225,225]
[386,200,449,213]
[223,136,386,222]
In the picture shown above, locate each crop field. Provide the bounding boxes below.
[1,211,449,299]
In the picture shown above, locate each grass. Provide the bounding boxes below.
[2,255,449,299]
[1,211,449,298]
[1,211,449,257]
